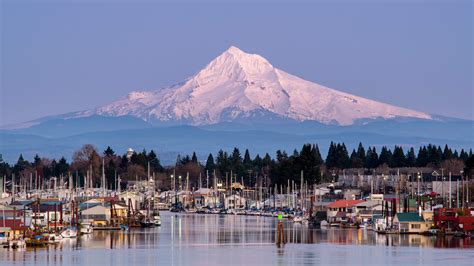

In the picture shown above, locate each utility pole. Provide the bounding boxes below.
[300,170,304,211]
[199,172,202,189]
[449,172,452,208]
[441,168,445,206]
[456,179,459,208]
[102,158,106,196]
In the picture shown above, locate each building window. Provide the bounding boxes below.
[411,224,421,229]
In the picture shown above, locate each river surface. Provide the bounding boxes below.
[1,212,473,265]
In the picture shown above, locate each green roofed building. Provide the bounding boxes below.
[394,212,432,234]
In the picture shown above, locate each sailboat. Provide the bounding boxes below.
[140,198,156,228]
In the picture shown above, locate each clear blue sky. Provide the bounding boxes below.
[1,0,472,126]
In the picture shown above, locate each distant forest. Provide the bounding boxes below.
[1,143,473,189]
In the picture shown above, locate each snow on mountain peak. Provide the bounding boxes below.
[92,46,432,125]
[194,46,276,83]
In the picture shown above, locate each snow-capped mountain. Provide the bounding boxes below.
[79,46,431,126]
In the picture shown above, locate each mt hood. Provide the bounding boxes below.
[79,46,431,125]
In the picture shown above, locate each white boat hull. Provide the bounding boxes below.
[61,228,78,238]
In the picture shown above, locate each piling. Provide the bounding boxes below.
[276,213,285,247]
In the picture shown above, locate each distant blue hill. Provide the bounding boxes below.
[0,115,472,164]
[3,115,153,138]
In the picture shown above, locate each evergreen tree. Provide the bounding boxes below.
[243,149,253,170]
[33,154,41,165]
[271,150,294,185]
[426,145,442,166]
[417,146,429,167]
[391,146,406,167]
[105,159,116,188]
[0,154,10,178]
[131,150,148,168]
[298,144,322,184]
[406,147,416,167]
[365,147,379,169]
[276,150,288,162]
[230,147,245,177]
[191,152,198,163]
[205,153,216,173]
[378,146,392,166]
[335,143,350,169]
[147,150,163,172]
[463,155,474,183]
[263,153,272,167]
[325,142,337,168]
[356,142,366,164]
[175,154,183,166]
[453,150,459,159]
[350,149,364,168]
[216,150,230,175]
[103,146,115,157]
[119,154,129,170]
[50,159,58,177]
[312,144,324,166]
[56,157,70,176]
[13,154,29,175]
[460,149,469,162]
[179,155,191,165]
[442,144,453,160]
[253,154,263,172]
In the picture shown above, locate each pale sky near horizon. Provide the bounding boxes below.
[1,0,472,126]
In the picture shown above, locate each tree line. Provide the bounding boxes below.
[0,143,472,189]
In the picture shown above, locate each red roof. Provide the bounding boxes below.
[328,200,364,209]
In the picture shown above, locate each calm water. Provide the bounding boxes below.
[1,212,473,265]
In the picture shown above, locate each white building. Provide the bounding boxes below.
[119,191,142,210]
[224,195,246,209]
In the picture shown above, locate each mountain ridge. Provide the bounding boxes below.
[61,46,433,126]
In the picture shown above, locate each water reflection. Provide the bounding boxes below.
[1,212,473,265]
[163,213,472,249]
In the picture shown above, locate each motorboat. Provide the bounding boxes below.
[25,235,48,247]
[7,239,26,249]
[293,216,303,223]
[153,215,161,226]
[120,224,129,231]
[61,227,78,238]
[45,233,63,244]
[140,218,155,228]
[80,223,94,235]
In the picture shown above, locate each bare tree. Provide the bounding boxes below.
[71,144,102,185]
[124,164,146,181]
[440,159,465,174]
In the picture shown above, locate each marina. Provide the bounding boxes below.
[1,212,473,265]
[2,1,472,265]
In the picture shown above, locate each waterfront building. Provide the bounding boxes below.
[80,205,110,226]
[354,200,383,223]
[119,191,142,210]
[0,218,28,239]
[193,188,214,208]
[393,212,433,234]
[433,208,474,232]
[224,195,246,209]
[327,200,365,223]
